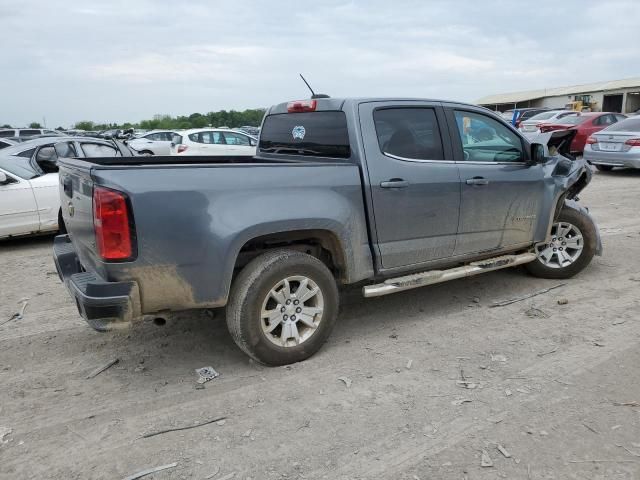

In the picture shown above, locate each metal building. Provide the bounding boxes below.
[476,77,640,114]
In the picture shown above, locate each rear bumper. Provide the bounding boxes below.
[53,234,139,331]
[584,149,640,168]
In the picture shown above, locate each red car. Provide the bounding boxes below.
[538,112,628,154]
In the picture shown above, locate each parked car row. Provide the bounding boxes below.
[0,135,134,240]
[583,116,640,171]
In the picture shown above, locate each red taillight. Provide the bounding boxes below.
[625,138,640,147]
[177,144,188,153]
[94,186,133,261]
[287,100,317,113]
[586,136,597,144]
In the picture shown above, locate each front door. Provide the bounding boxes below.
[447,108,545,256]
[359,102,460,270]
[0,169,39,237]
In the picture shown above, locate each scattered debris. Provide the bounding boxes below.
[611,425,622,430]
[216,419,226,426]
[241,429,253,438]
[297,419,311,431]
[490,354,507,363]
[553,378,573,386]
[537,346,558,357]
[204,465,220,478]
[569,459,639,464]
[612,319,627,325]
[406,359,413,370]
[613,401,640,407]
[86,358,119,379]
[0,299,28,326]
[593,341,606,347]
[389,334,398,339]
[539,430,549,436]
[497,444,511,458]
[196,366,220,384]
[481,450,493,467]
[0,427,12,443]
[516,388,529,394]
[472,297,480,304]
[122,462,178,480]
[215,472,237,480]
[456,368,477,389]
[338,376,352,388]
[616,444,640,457]
[451,399,472,406]
[525,307,550,318]
[141,416,227,439]
[582,423,599,434]
[557,298,569,305]
[490,283,566,308]
[505,389,513,397]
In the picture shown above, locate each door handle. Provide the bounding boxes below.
[380,179,409,188]
[466,177,489,186]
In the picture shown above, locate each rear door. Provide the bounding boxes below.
[446,107,545,255]
[187,131,228,155]
[359,101,460,269]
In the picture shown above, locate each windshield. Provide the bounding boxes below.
[554,115,586,125]
[0,155,38,179]
[602,117,640,132]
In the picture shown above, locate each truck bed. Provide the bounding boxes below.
[69,154,347,166]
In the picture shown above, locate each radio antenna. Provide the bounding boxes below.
[299,74,330,99]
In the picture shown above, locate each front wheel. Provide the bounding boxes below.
[226,249,339,366]
[595,165,613,172]
[525,207,597,279]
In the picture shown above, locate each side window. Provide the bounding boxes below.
[81,143,117,157]
[35,146,59,173]
[20,129,40,137]
[0,130,15,138]
[558,112,577,119]
[161,132,174,141]
[453,111,524,163]
[17,148,36,158]
[55,141,77,158]
[373,108,444,160]
[223,132,250,146]
[614,114,626,123]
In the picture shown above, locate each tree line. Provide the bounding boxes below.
[3,108,267,132]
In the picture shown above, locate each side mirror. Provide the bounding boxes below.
[530,143,546,165]
[0,172,9,185]
[250,139,257,147]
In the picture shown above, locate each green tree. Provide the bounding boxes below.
[74,121,95,131]
[29,122,42,128]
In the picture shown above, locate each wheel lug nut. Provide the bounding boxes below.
[296,307,302,313]
[562,242,566,246]
[294,300,299,305]
[559,247,563,251]
[286,300,291,305]
[281,307,286,313]
[291,315,296,321]
[553,248,557,252]
[283,315,288,320]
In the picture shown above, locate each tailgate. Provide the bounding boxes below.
[58,158,104,277]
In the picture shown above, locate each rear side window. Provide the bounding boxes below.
[17,148,36,158]
[259,112,350,158]
[188,131,225,144]
[373,108,444,160]
[172,134,183,144]
[0,130,15,138]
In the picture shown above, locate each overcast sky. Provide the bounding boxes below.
[2,0,639,127]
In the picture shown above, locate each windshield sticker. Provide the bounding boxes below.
[292,125,306,140]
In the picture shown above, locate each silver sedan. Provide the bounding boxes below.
[583,117,640,171]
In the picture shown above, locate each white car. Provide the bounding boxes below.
[170,129,257,156]
[519,110,579,135]
[0,157,61,239]
[0,128,64,138]
[128,130,180,156]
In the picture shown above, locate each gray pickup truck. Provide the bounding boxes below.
[54,97,601,365]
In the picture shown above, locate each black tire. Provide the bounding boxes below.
[140,150,154,156]
[595,165,613,172]
[226,249,339,366]
[525,207,597,279]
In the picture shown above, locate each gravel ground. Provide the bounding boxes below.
[1,169,639,480]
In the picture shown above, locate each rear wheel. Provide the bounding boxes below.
[525,207,596,279]
[595,165,613,172]
[226,249,339,366]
